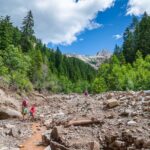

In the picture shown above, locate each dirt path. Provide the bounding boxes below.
[20,122,46,150]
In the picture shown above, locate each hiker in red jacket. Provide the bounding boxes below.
[30,104,36,120]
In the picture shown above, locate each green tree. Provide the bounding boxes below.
[92,77,107,93]
[22,10,34,37]
[1,45,31,90]
[114,44,122,58]
[21,10,34,52]
[0,16,13,50]
[12,27,21,47]
[0,56,8,75]
[30,49,43,83]
[123,28,135,63]
[137,12,150,57]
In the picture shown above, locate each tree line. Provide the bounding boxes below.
[0,11,96,93]
[93,12,150,93]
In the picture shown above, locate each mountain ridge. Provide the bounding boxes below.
[66,49,111,69]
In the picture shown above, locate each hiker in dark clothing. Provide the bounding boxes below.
[84,90,88,97]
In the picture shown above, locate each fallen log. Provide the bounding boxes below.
[50,140,70,150]
[65,118,103,127]
[31,92,48,101]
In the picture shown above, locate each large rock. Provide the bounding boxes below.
[4,124,15,129]
[134,138,144,149]
[110,140,126,149]
[119,109,132,117]
[144,96,150,101]
[106,99,119,108]
[0,107,22,119]
[51,126,64,141]
[127,120,137,126]
[143,139,150,148]
[107,93,114,99]
[0,89,20,111]
[44,146,51,150]
[90,141,100,150]
[9,128,21,137]
[42,130,51,146]
[144,90,150,96]
[44,119,52,128]
[70,140,100,150]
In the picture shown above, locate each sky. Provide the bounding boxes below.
[1,0,150,55]
[55,0,132,55]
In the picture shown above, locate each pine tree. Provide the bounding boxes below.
[137,12,150,57]
[12,27,21,47]
[21,10,34,52]
[22,10,34,37]
[55,47,63,75]
[114,44,121,57]
[0,16,13,50]
[123,28,135,63]
[129,16,139,31]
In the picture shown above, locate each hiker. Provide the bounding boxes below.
[84,90,88,97]
[22,98,29,120]
[30,104,36,121]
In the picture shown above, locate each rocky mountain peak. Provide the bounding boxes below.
[66,49,111,69]
[96,49,111,57]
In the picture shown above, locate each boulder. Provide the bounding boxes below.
[143,139,150,148]
[44,119,52,128]
[120,109,131,117]
[144,90,150,96]
[4,124,15,129]
[106,99,119,108]
[143,107,150,112]
[44,146,51,150]
[143,101,150,106]
[144,96,150,101]
[7,128,21,137]
[18,145,24,148]
[110,140,126,149]
[0,89,20,110]
[0,107,22,119]
[51,126,64,141]
[127,120,137,126]
[107,93,114,99]
[42,130,51,146]
[70,140,100,150]
[134,138,144,148]
[91,141,100,150]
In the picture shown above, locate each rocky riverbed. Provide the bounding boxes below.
[0,89,149,150]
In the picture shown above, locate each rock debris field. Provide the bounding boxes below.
[0,89,150,150]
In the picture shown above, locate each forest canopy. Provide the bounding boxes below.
[92,12,150,93]
[0,11,96,93]
[0,11,150,94]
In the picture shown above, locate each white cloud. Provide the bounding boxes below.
[87,22,103,30]
[0,0,115,45]
[127,0,150,16]
[113,34,122,40]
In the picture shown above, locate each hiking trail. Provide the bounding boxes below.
[20,122,46,150]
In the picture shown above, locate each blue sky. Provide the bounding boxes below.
[1,0,149,55]
[49,0,132,55]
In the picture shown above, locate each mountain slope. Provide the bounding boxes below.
[66,49,111,69]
